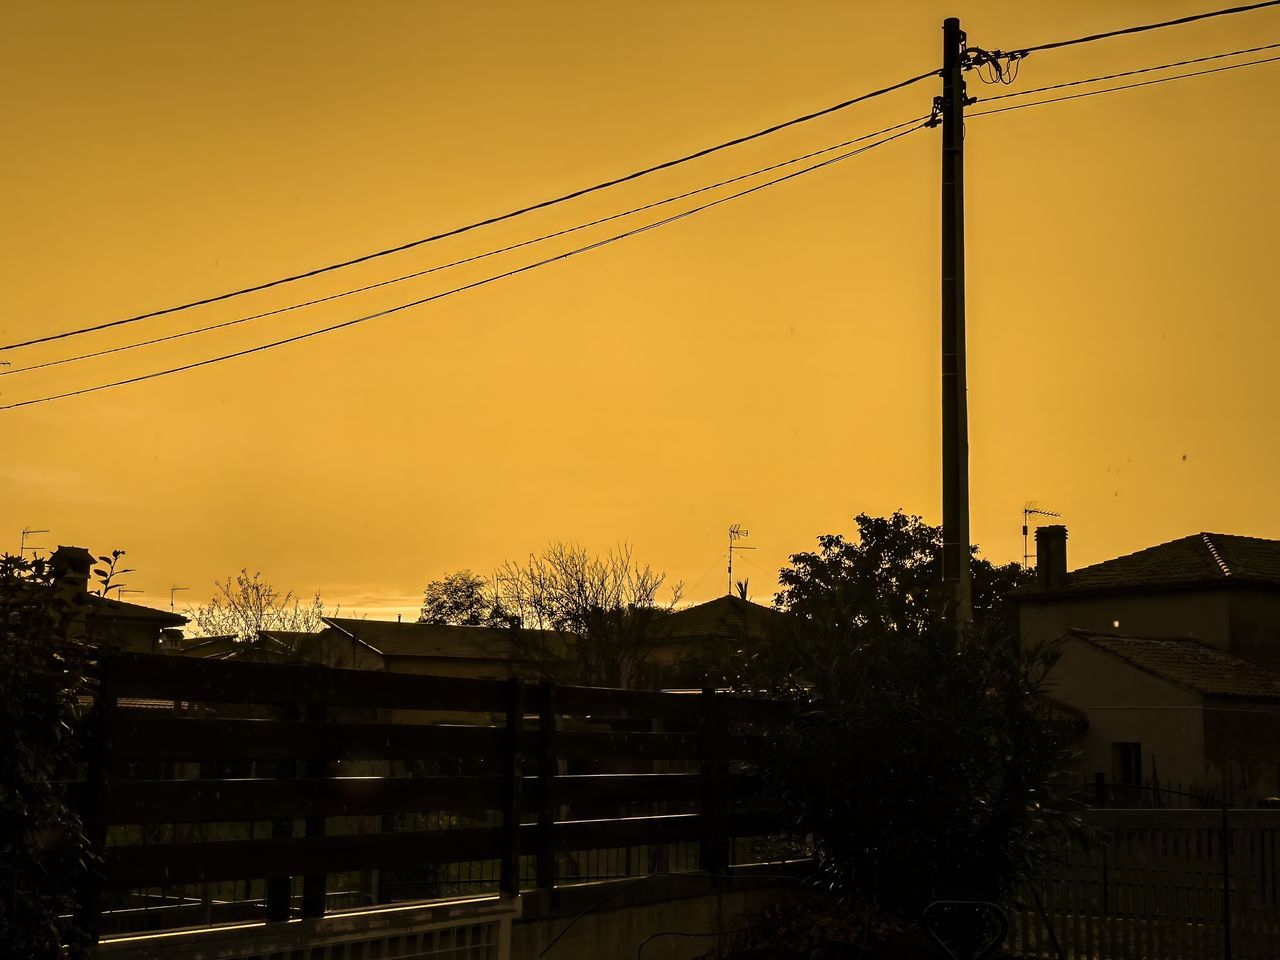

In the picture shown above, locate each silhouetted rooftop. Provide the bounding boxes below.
[1071,628,1280,701]
[655,595,778,641]
[88,595,187,625]
[1028,532,1280,597]
[323,617,556,660]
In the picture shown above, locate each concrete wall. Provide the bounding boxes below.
[1021,589,1234,651]
[1227,588,1280,668]
[1046,638,1207,785]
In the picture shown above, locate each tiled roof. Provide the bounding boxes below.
[87,595,187,625]
[323,617,556,660]
[653,595,778,641]
[1049,533,1280,594]
[1071,629,1280,701]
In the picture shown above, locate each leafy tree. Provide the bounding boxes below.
[418,570,509,626]
[725,513,1079,930]
[0,553,95,958]
[186,570,336,644]
[774,510,1028,640]
[495,542,681,688]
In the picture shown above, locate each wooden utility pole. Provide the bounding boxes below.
[941,17,973,627]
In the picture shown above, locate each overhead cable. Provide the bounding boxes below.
[0,123,927,412]
[0,69,938,354]
[975,40,1280,104]
[1009,0,1280,57]
[1,117,927,380]
[967,53,1280,118]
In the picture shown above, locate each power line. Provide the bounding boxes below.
[967,53,1280,119]
[0,123,927,412]
[1009,0,1280,57]
[0,70,938,354]
[1,116,927,380]
[975,41,1280,103]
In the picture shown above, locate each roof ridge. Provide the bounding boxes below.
[1199,532,1232,577]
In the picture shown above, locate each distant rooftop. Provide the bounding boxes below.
[1070,628,1280,701]
[87,594,187,626]
[1029,532,1280,598]
[322,617,558,660]
[655,595,778,641]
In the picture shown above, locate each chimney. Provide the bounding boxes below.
[1035,525,1068,589]
[49,545,94,631]
[49,545,93,598]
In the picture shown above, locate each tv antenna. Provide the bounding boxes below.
[19,527,48,556]
[1022,502,1062,570]
[728,524,755,595]
[170,586,189,611]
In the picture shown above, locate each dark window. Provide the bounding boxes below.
[1112,742,1142,785]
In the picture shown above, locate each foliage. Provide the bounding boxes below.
[418,569,510,627]
[90,550,133,599]
[0,553,96,958]
[725,512,1080,918]
[495,542,681,688]
[774,511,1029,638]
[185,570,339,646]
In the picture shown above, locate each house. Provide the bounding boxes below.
[1048,628,1280,797]
[646,594,779,686]
[320,617,554,679]
[1019,526,1280,800]
[50,545,186,653]
[1021,525,1280,667]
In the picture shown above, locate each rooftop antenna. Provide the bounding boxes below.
[169,586,189,611]
[1022,502,1062,570]
[116,588,144,602]
[728,524,755,595]
[19,527,48,556]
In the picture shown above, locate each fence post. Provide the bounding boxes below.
[75,654,117,958]
[1222,803,1232,960]
[535,680,558,900]
[266,702,299,922]
[301,702,327,918]
[699,686,727,876]
[500,678,525,897]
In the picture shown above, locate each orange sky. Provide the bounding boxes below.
[2,1,1278,620]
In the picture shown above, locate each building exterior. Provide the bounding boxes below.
[1020,527,1280,800]
[1021,526,1280,667]
[50,545,186,653]
[1049,628,1280,797]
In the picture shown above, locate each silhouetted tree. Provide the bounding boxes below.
[186,570,342,651]
[722,513,1079,927]
[418,570,510,626]
[0,553,95,957]
[774,510,1029,639]
[495,542,681,688]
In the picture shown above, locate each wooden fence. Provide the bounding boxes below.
[73,652,797,942]
[1012,809,1280,960]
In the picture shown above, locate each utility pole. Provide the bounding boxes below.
[940,17,973,628]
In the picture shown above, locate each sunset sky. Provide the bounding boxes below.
[3,1,1278,620]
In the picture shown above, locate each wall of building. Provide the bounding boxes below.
[1021,590,1234,651]
[1227,589,1280,668]
[1047,639,1207,785]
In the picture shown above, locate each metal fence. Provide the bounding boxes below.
[1012,808,1280,960]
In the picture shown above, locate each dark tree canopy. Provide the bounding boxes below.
[722,513,1077,920]
[775,510,1029,639]
[0,553,95,957]
[418,570,505,627]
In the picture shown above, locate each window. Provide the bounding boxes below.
[1112,742,1142,785]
